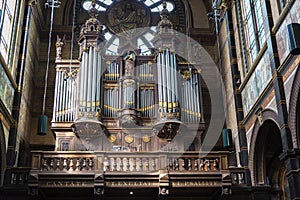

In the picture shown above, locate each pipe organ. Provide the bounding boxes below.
[156,49,179,116]
[51,2,205,152]
[78,46,102,115]
[52,66,78,122]
[181,70,202,123]
[103,85,119,118]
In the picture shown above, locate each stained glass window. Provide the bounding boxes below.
[242,0,267,65]
[0,63,14,113]
[82,0,175,12]
[0,0,16,63]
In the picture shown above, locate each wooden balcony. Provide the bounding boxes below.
[30,151,228,173]
[0,151,249,199]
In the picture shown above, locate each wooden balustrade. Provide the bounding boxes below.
[230,167,246,185]
[3,167,31,189]
[31,151,229,173]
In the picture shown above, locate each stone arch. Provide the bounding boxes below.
[250,118,286,198]
[0,121,7,187]
[289,66,300,148]
[248,108,280,185]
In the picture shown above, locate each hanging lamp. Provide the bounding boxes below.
[37,0,61,135]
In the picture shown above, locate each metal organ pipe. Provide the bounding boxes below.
[166,50,171,112]
[66,78,70,121]
[173,54,178,102]
[79,53,84,111]
[96,53,101,108]
[157,54,162,107]
[157,49,181,118]
[161,51,167,113]
[53,69,59,121]
[170,51,174,105]
[60,70,65,121]
[92,48,97,112]
[87,47,93,112]
[55,70,61,121]
[83,51,88,111]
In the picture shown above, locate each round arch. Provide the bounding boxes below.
[248,109,290,198]
[0,121,7,187]
[289,65,300,148]
[248,108,280,185]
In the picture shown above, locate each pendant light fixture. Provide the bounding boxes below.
[37,0,61,135]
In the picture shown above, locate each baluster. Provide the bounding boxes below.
[194,159,198,171]
[11,174,16,184]
[139,158,143,171]
[200,159,204,171]
[207,160,211,171]
[239,173,244,184]
[103,157,109,171]
[82,158,87,171]
[75,159,80,171]
[213,159,218,170]
[168,158,173,171]
[63,158,67,171]
[126,157,130,171]
[181,158,185,171]
[188,158,192,171]
[145,158,149,171]
[152,158,156,171]
[133,158,137,171]
[18,174,23,184]
[69,159,74,171]
[174,159,179,171]
[50,159,54,171]
[56,158,60,171]
[120,158,123,171]
[89,159,93,170]
[233,173,238,184]
[42,158,48,171]
[113,158,117,171]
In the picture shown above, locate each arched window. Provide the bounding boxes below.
[82,0,175,12]
[0,0,17,63]
[81,0,177,55]
[240,0,267,70]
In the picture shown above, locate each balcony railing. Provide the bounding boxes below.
[3,167,31,190]
[229,167,247,185]
[31,151,229,173]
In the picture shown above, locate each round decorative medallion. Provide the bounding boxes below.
[108,135,117,143]
[125,135,134,144]
[142,135,151,143]
[106,0,151,35]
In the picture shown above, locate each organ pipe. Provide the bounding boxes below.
[156,49,179,118]
[181,71,202,123]
[52,67,78,122]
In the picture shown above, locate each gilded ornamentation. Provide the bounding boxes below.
[142,135,151,143]
[125,135,134,144]
[55,35,65,60]
[108,135,117,143]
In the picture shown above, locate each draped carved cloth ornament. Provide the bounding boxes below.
[106,0,151,35]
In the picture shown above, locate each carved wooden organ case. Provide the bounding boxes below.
[51,2,206,153]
